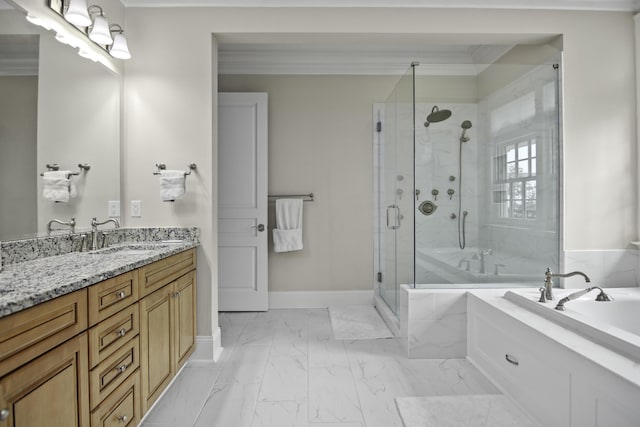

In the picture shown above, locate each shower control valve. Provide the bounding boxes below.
[447,189,455,200]
[431,189,439,200]
[415,189,420,201]
[450,213,457,219]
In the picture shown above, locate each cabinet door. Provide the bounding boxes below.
[0,332,89,427]
[174,271,196,369]
[139,286,174,412]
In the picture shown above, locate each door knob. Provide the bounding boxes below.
[251,224,265,232]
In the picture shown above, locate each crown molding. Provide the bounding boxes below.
[121,0,640,12]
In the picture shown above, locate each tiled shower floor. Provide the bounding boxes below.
[141,308,518,427]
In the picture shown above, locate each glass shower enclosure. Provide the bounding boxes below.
[375,48,562,316]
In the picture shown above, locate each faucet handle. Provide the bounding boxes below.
[538,287,547,303]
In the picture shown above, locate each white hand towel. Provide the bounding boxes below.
[42,171,71,203]
[273,198,303,252]
[159,170,186,201]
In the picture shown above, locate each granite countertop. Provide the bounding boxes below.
[0,241,198,318]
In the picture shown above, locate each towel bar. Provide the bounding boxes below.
[153,163,197,176]
[40,163,90,177]
[268,193,314,202]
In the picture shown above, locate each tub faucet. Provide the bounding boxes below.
[554,286,613,311]
[47,217,76,235]
[472,249,493,274]
[90,217,120,250]
[543,268,591,301]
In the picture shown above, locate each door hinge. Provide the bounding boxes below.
[377,272,383,283]
[376,121,382,133]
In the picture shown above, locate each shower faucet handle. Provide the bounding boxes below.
[415,189,420,201]
[447,189,455,199]
[431,189,439,200]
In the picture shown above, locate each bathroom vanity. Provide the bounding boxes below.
[0,236,197,427]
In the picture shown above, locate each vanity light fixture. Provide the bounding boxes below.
[87,6,113,46]
[63,0,92,27]
[108,25,130,60]
[25,14,52,30]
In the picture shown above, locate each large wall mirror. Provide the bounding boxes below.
[0,1,120,241]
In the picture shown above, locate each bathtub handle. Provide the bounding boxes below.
[505,354,519,366]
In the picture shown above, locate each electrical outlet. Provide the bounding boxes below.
[108,200,120,217]
[131,200,142,217]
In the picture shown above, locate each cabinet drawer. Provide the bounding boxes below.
[90,337,140,410]
[89,272,138,327]
[89,304,139,369]
[90,369,140,427]
[0,290,88,377]
[138,249,195,297]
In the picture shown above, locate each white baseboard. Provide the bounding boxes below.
[189,328,223,363]
[268,290,374,309]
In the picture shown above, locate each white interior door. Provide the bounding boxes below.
[218,92,268,311]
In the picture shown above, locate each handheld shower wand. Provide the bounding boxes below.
[457,120,472,249]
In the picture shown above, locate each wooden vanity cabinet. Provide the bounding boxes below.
[0,332,90,427]
[0,247,196,426]
[139,254,196,412]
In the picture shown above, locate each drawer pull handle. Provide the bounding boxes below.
[115,364,128,374]
[116,328,127,337]
[0,409,9,421]
[505,354,519,366]
[117,414,129,423]
[116,291,126,299]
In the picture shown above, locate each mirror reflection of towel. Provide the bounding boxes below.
[42,171,73,203]
[159,170,186,201]
[273,198,303,252]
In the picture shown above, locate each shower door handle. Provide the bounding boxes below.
[387,205,400,230]
[251,224,265,232]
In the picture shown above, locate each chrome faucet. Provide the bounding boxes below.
[543,268,591,301]
[90,217,120,250]
[47,217,76,235]
[472,249,493,274]
[555,286,613,311]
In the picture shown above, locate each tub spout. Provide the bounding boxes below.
[555,286,613,311]
[543,268,591,301]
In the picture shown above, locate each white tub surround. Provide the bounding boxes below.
[562,249,639,288]
[506,288,640,361]
[468,292,640,427]
[401,285,468,359]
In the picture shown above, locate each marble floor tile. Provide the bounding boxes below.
[194,382,261,427]
[143,364,221,425]
[216,344,271,385]
[308,365,365,424]
[258,354,308,402]
[329,306,394,340]
[395,395,540,427]
[143,308,517,427]
[251,401,308,427]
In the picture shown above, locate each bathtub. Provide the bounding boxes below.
[415,247,541,285]
[505,288,640,361]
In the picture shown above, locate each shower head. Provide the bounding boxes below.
[460,120,472,142]
[424,106,452,127]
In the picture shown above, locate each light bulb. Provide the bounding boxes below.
[89,15,113,45]
[109,33,131,59]
[64,0,91,27]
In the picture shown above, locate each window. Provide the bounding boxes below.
[494,137,537,219]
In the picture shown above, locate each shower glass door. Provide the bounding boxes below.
[378,65,416,315]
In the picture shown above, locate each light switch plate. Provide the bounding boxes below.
[108,201,120,217]
[131,200,142,217]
